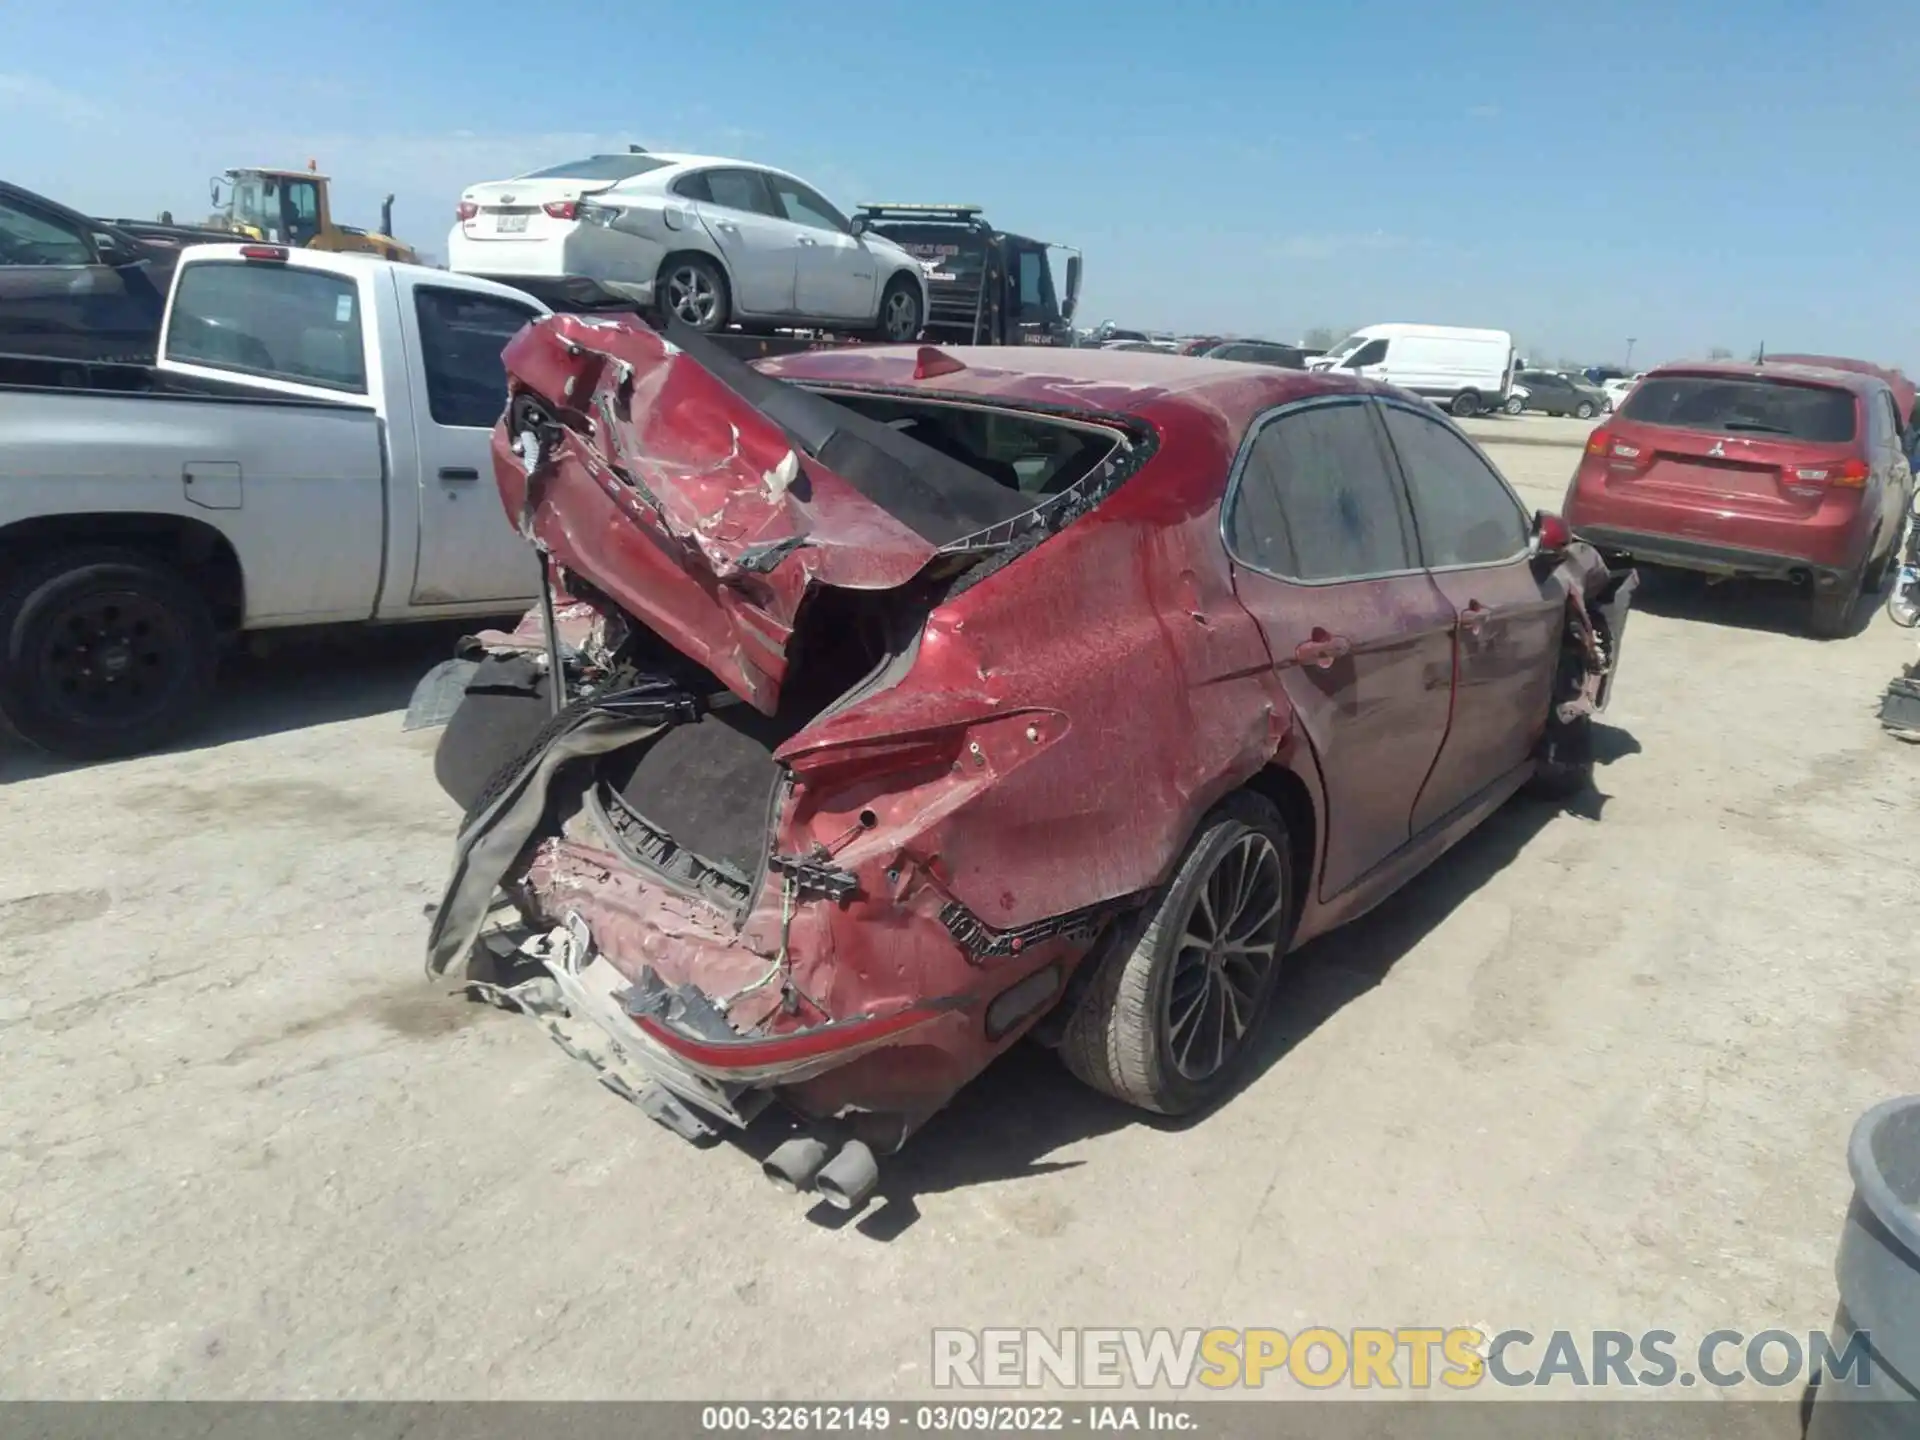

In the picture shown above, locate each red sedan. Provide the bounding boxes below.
[422,321,1636,1210]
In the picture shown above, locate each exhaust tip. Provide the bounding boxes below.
[813,1140,880,1212]
[762,1136,832,1193]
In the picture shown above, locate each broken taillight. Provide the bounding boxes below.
[783,735,964,793]
[544,200,579,220]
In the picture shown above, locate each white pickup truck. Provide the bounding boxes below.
[0,242,547,758]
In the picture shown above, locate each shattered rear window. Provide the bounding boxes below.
[1618,377,1858,443]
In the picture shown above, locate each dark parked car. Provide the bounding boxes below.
[1194,338,1309,370]
[1509,369,1607,418]
[421,326,1636,1208]
[0,181,177,362]
[1564,360,1913,636]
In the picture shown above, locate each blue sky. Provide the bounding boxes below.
[5,0,1916,369]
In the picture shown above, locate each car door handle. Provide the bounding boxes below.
[796,236,818,246]
[715,219,739,232]
[438,467,480,482]
[1460,601,1490,631]
[1294,628,1351,669]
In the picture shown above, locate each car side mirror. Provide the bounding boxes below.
[92,232,138,267]
[1533,510,1572,555]
[849,215,869,237]
[1063,254,1082,321]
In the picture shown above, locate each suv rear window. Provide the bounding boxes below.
[165,261,366,392]
[1618,376,1858,444]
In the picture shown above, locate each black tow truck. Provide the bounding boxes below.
[520,203,1082,361]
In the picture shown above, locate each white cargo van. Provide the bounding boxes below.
[1308,323,1516,417]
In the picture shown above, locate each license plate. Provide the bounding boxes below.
[496,212,529,234]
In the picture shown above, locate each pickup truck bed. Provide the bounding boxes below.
[0,242,548,759]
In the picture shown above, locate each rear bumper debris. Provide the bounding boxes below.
[1881,670,1920,742]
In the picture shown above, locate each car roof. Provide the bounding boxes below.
[1644,359,1887,397]
[1351,323,1512,342]
[755,344,1384,422]
[542,153,792,179]
[1,179,88,225]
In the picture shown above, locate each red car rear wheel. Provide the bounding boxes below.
[1060,791,1293,1115]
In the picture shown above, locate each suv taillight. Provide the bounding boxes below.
[456,201,479,221]
[1793,457,1870,488]
[543,200,578,220]
[1585,427,1645,464]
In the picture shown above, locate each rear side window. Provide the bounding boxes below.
[520,155,671,182]
[698,169,775,216]
[1378,404,1531,568]
[1226,401,1415,582]
[415,287,540,428]
[165,261,366,393]
[1618,376,1857,443]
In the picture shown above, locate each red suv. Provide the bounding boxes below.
[1563,361,1913,636]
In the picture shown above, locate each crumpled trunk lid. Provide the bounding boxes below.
[492,315,1034,713]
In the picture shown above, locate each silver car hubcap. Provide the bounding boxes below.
[1164,831,1285,1082]
[667,267,718,327]
[883,289,918,340]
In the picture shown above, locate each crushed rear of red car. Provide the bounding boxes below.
[422,317,1634,1210]
[1563,360,1913,636]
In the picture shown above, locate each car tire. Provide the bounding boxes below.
[0,547,216,760]
[1503,394,1525,416]
[657,255,731,333]
[1575,401,1596,420]
[1809,568,1864,640]
[873,275,923,343]
[1451,390,1482,418]
[1864,537,1899,594]
[1060,791,1292,1116]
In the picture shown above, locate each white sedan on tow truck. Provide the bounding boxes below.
[446,149,930,340]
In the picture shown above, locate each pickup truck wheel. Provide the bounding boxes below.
[660,256,730,333]
[0,549,216,759]
[1060,791,1291,1116]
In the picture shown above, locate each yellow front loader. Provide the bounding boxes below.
[209,162,418,263]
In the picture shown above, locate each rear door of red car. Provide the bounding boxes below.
[1221,396,1458,901]
[1373,398,1562,834]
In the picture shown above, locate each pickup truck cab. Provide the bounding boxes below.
[0,243,546,758]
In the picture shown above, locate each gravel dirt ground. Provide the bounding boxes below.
[2,440,1917,1402]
